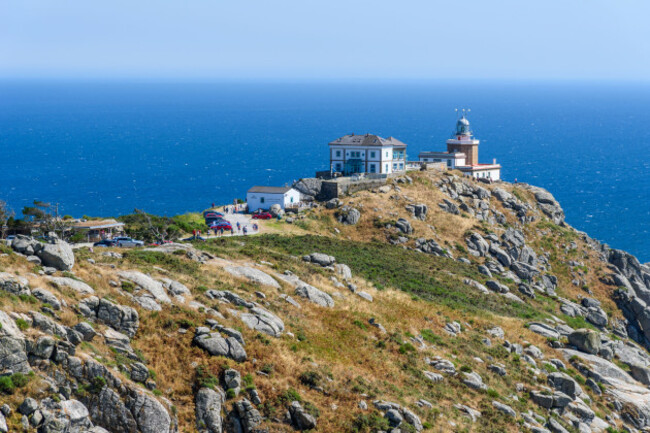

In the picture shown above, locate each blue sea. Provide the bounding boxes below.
[1,80,649,261]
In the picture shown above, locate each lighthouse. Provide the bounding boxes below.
[446,114,479,166]
[417,110,502,180]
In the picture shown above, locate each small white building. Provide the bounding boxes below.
[329,134,407,175]
[418,113,501,180]
[246,186,301,213]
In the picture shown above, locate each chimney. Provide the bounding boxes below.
[493,158,496,164]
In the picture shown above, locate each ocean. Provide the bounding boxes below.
[1,80,649,261]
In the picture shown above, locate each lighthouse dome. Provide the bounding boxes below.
[456,116,471,135]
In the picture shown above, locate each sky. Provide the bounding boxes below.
[1,0,649,81]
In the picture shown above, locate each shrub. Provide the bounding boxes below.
[0,376,15,394]
[399,343,416,354]
[280,388,302,403]
[195,365,219,389]
[153,389,163,396]
[226,389,237,399]
[90,376,107,393]
[15,318,29,331]
[11,372,29,388]
[299,371,322,388]
[121,281,134,293]
[460,365,472,373]
[242,373,255,390]
[351,413,390,433]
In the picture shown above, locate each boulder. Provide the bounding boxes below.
[295,285,334,307]
[395,218,413,235]
[462,372,487,390]
[118,271,172,304]
[292,178,322,199]
[240,307,285,337]
[492,401,516,417]
[547,372,583,399]
[568,329,601,355]
[307,253,335,267]
[288,401,317,431]
[0,311,30,374]
[336,206,360,225]
[229,399,262,432]
[39,239,75,271]
[195,387,225,433]
[224,266,280,289]
[130,362,150,383]
[194,329,247,362]
[79,297,140,338]
[159,278,191,296]
[49,276,95,295]
[0,272,30,296]
[32,287,61,310]
[223,369,241,395]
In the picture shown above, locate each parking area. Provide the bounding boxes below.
[203,211,260,238]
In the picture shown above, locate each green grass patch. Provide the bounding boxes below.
[123,250,199,275]
[197,234,544,319]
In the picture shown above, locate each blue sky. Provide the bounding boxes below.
[1,0,648,80]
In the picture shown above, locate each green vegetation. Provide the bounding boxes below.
[123,250,199,275]
[15,318,30,331]
[197,235,544,319]
[0,372,32,394]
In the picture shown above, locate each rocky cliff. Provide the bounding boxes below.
[2,169,650,433]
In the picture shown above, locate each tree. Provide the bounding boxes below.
[119,209,180,243]
[0,200,14,239]
[22,200,71,239]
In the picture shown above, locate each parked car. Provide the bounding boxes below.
[210,221,233,231]
[252,212,273,220]
[113,236,144,247]
[93,239,118,248]
[6,235,15,241]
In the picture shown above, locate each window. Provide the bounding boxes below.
[433,158,441,162]
[385,164,388,172]
[335,163,342,172]
[350,151,361,158]
[447,160,452,167]
[385,151,389,158]
[261,197,265,204]
[369,164,376,173]
[336,150,341,157]
[290,196,294,203]
[371,151,376,158]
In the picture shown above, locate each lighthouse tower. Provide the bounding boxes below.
[446,113,479,166]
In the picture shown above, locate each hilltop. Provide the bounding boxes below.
[1,169,650,433]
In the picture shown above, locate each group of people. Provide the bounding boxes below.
[210,221,259,237]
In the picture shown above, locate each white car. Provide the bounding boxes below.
[113,236,144,247]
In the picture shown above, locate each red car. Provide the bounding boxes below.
[252,212,273,220]
[210,221,233,231]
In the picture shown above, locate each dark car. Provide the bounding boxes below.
[210,221,233,231]
[252,212,273,220]
[93,239,117,247]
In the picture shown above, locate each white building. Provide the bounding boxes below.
[246,186,301,213]
[418,114,501,180]
[329,134,407,175]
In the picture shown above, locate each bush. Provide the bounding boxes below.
[90,376,107,393]
[15,318,29,331]
[279,388,302,404]
[399,343,416,354]
[121,281,134,293]
[351,413,390,432]
[299,371,322,388]
[0,376,15,394]
[195,365,219,389]
[226,388,237,399]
